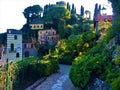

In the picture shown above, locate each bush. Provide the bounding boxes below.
[69,56,91,89]
[7,57,59,90]
[69,51,108,89]
[111,77,120,90]
[58,54,74,65]
[41,59,59,76]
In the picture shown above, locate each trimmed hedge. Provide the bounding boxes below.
[7,57,59,90]
[69,50,109,89]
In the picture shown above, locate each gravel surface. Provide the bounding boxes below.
[34,64,76,90]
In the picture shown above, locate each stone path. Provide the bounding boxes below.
[34,64,75,90]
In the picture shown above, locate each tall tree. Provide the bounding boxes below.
[108,0,120,29]
[93,3,99,28]
[80,5,84,17]
[58,19,66,38]
[44,5,70,31]
[23,5,43,23]
[67,2,71,11]
[0,33,7,45]
[56,1,66,7]
[71,4,76,14]
[43,5,49,17]
[108,0,120,15]
[98,5,101,15]
[93,3,99,18]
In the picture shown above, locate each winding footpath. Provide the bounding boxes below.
[34,64,75,90]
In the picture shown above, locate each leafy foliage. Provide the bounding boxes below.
[23,5,43,22]
[1,57,59,90]
[69,46,109,89]
[0,33,7,45]
[53,31,97,65]
[44,5,70,23]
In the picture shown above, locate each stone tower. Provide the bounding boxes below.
[7,29,22,61]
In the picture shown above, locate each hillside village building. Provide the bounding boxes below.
[95,15,112,30]
[6,18,59,60]
[23,40,37,57]
[38,28,59,46]
[94,15,112,34]
[7,29,22,61]
[29,18,59,46]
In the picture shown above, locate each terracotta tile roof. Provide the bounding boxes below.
[94,15,112,21]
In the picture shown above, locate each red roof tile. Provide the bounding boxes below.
[95,15,112,21]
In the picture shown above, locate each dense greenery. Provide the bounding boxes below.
[0,33,7,45]
[1,1,120,90]
[50,31,97,65]
[1,57,59,90]
[69,1,120,90]
[23,5,43,23]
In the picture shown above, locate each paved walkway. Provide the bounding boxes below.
[34,64,76,90]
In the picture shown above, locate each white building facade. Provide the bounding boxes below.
[7,29,22,61]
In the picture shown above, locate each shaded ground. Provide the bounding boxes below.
[33,64,76,90]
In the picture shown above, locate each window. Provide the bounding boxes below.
[53,32,55,35]
[34,25,36,28]
[52,37,53,39]
[24,44,26,48]
[41,25,43,28]
[48,37,49,40]
[10,43,14,51]
[31,44,33,48]
[30,26,32,29]
[40,31,42,34]
[37,25,39,28]
[16,53,20,58]
[14,35,17,40]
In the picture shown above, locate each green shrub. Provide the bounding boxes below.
[58,54,74,65]
[69,57,91,89]
[7,57,59,90]
[111,77,120,90]
[41,60,59,76]
[69,51,108,89]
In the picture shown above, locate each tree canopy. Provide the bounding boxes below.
[23,5,43,22]
[44,5,70,23]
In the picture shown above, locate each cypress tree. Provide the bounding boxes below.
[80,5,84,17]
[67,2,71,11]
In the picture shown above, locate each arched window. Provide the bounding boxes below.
[53,32,54,35]
[16,53,20,58]
[14,35,17,40]
[41,25,43,28]
[37,25,39,28]
[10,43,14,51]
